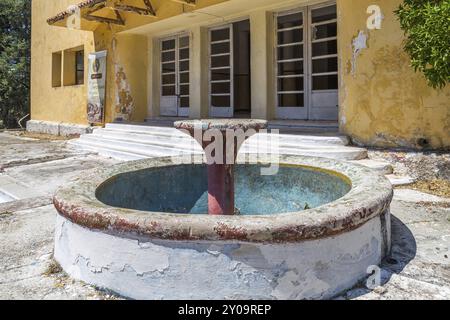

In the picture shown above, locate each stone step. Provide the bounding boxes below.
[73,136,198,158]
[349,159,394,175]
[386,175,416,187]
[69,140,150,161]
[85,129,202,152]
[92,129,351,153]
[100,125,350,147]
[78,131,367,161]
[71,123,367,162]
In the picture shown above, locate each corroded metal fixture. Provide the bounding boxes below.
[53,155,393,300]
[174,119,267,215]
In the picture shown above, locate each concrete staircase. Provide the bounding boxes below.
[69,123,369,162]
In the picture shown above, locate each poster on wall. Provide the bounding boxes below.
[87,51,107,124]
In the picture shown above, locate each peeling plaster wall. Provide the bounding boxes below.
[338,0,450,150]
[54,211,390,300]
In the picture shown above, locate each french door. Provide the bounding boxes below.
[160,34,190,117]
[276,3,338,120]
[209,25,234,118]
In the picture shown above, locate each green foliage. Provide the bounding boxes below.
[0,0,30,129]
[395,0,450,89]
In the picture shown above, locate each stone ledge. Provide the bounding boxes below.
[26,120,97,137]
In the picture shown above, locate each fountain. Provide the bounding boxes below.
[174,119,268,215]
[53,119,392,300]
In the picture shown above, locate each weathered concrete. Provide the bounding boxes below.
[53,155,392,243]
[52,154,392,299]
[55,211,389,300]
[26,120,96,137]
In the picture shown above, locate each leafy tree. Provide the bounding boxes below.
[0,0,30,129]
[395,0,450,89]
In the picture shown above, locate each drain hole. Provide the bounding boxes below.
[417,138,430,148]
[386,257,398,265]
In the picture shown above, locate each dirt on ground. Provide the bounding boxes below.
[10,131,72,141]
[399,179,450,199]
[369,149,450,198]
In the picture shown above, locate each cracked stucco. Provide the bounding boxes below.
[112,38,134,122]
[54,207,390,300]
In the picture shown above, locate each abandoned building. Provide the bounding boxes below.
[29,0,449,150]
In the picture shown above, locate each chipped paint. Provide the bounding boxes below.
[54,211,390,300]
[112,38,134,121]
[351,31,368,76]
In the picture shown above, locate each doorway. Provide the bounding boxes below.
[160,34,190,117]
[209,20,251,118]
[276,3,338,120]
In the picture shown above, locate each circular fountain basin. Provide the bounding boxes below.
[53,155,392,300]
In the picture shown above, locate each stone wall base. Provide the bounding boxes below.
[26,120,97,137]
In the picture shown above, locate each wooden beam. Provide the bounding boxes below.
[143,0,157,16]
[170,0,197,7]
[113,4,156,16]
[83,3,125,26]
[83,14,125,25]
[114,9,125,25]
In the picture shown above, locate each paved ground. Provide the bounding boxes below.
[0,131,449,300]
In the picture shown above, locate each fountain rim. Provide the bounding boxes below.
[53,155,393,243]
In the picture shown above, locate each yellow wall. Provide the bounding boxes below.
[31,0,94,125]
[32,0,449,149]
[338,0,450,149]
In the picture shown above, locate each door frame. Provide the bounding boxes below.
[274,0,338,121]
[159,32,191,117]
[208,24,234,118]
[274,7,308,120]
[307,1,339,121]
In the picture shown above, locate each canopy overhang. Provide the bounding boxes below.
[47,0,199,31]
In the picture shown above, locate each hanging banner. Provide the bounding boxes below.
[87,51,107,124]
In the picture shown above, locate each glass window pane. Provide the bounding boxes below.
[76,71,84,85]
[212,82,230,94]
[180,85,189,96]
[211,42,230,55]
[312,57,338,73]
[179,60,189,72]
[211,95,230,107]
[162,86,176,96]
[211,69,230,81]
[162,39,175,51]
[211,29,230,42]
[278,77,304,92]
[76,51,84,70]
[180,97,190,108]
[312,5,337,24]
[179,48,189,60]
[278,45,303,60]
[211,55,230,68]
[314,23,337,40]
[278,29,303,45]
[162,51,175,62]
[278,94,304,107]
[162,74,175,85]
[179,36,189,48]
[313,75,338,90]
[278,61,304,76]
[277,13,303,30]
[312,40,337,57]
[162,63,175,73]
[180,72,189,84]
